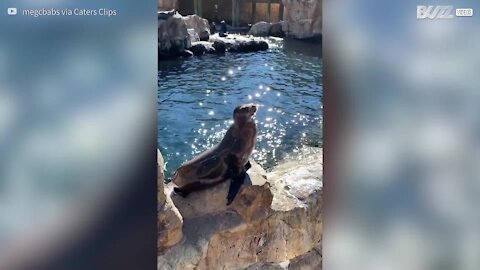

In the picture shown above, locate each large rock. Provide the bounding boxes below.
[212,40,227,54]
[158,148,323,270]
[158,0,177,11]
[158,149,166,206]
[243,244,322,270]
[282,0,322,39]
[182,14,211,41]
[158,149,183,251]
[248,21,272,37]
[167,160,272,221]
[158,12,191,60]
[187,28,200,43]
[270,21,286,38]
[189,41,216,56]
[249,21,285,38]
[210,34,269,53]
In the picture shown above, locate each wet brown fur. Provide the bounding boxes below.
[172,104,257,193]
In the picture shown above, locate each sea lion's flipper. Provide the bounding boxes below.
[173,187,190,197]
[174,179,224,198]
[226,170,246,205]
[244,161,252,171]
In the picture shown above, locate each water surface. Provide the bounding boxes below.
[158,37,322,177]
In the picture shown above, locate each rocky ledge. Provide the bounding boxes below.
[158,147,322,270]
[189,34,269,57]
[158,12,269,61]
[248,0,322,40]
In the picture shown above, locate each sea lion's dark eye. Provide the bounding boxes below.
[241,107,248,112]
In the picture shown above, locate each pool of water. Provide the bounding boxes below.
[158,37,322,177]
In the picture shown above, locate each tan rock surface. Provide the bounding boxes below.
[248,21,272,37]
[167,160,271,220]
[158,149,183,252]
[158,149,166,206]
[158,13,191,54]
[158,147,322,270]
[282,0,322,39]
[182,15,211,41]
[158,0,177,11]
[243,243,322,270]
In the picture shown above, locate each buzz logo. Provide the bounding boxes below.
[417,5,454,19]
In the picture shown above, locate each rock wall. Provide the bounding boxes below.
[282,0,322,39]
[248,21,287,38]
[182,15,211,41]
[158,150,183,251]
[158,0,178,11]
[157,148,322,269]
[158,13,273,60]
[158,12,191,59]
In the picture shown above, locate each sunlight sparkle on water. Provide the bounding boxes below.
[158,38,322,172]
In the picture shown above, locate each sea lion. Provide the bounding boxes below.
[172,104,258,204]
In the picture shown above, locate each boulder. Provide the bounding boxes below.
[282,0,322,39]
[257,40,269,51]
[164,34,269,59]
[158,149,166,206]
[158,148,323,270]
[286,244,322,270]
[248,21,272,37]
[212,40,227,54]
[179,49,193,58]
[270,21,285,38]
[157,195,184,251]
[187,28,199,43]
[183,14,211,42]
[167,160,272,220]
[248,21,285,38]
[158,149,183,251]
[243,244,322,270]
[158,0,178,11]
[190,41,216,56]
[158,12,191,59]
[225,38,269,53]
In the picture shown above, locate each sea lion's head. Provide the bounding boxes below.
[233,104,257,125]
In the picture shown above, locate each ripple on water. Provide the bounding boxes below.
[158,38,322,176]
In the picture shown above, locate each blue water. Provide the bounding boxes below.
[158,38,322,177]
